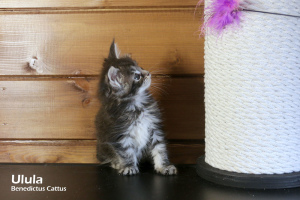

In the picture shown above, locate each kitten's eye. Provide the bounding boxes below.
[134,73,141,81]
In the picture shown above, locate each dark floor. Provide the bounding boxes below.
[0,164,299,200]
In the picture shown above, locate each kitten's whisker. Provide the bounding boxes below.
[146,66,157,72]
[151,79,170,85]
[151,86,170,95]
[150,70,167,75]
[149,68,162,73]
[152,73,170,78]
[145,63,161,72]
[147,67,167,74]
[151,79,171,88]
[150,85,169,96]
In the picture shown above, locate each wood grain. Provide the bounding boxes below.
[0,11,204,76]
[0,80,98,139]
[0,77,204,140]
[0,140,204,164]
[0,0,199,9]
[0,140,98,163]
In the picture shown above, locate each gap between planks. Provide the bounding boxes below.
[0,5,203,15]
[0,74,204,81]
[0,139,205,145]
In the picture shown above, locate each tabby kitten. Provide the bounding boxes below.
[95,40,177,175]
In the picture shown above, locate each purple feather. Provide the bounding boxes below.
[199,0,243,35]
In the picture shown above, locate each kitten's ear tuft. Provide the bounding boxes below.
[108,39,120,59]
[107,66,121,88]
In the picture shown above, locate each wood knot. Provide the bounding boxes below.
[71,70,92,108]
[72,70,90,92]
[82,98,91,108]
[166,49,181,68]
[28,58,44,74]
[171,49,181,66]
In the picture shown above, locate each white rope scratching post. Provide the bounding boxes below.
[196,0,300,189]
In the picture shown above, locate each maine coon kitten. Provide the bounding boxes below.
[95,40,177,175]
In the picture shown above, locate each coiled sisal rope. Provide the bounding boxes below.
[204,0,300,174]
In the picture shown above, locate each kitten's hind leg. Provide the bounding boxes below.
[150,130,177,175]
[97,143,117,165]
[97,144,136,175]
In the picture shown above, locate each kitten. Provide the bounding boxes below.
[95,40,177,175]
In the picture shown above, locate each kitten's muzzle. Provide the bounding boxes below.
[142,70,151,78]
[145,73,151,81]
[142,71,151,89]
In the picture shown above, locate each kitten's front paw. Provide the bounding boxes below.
[118,166,139,176]
[156,165,177,175]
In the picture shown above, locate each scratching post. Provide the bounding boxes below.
[197,0,300,189]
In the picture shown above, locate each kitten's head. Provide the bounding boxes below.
[100,40,151,99]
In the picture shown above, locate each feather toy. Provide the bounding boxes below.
[199,0,243,35]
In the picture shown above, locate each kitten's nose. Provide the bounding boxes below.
[142,70,150,77]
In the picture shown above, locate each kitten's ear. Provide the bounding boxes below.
[108,39,120,59]
[107,66,121,88]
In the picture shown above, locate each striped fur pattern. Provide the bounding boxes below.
[95,40,177,175]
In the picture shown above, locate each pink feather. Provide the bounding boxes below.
[198,0,243,35]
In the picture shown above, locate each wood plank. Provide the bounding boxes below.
[0,140,98,163]
[0,80,99,139]
[0,0,199,8]
[159,76,205,140]
[167,142,204,164]
[0,140,204,164]
[0,77,204,140]
[0,11,204,76]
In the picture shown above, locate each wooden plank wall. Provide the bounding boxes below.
[0,1,204,164]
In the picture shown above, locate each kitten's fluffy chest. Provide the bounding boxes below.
[129,111,152,150]
[127,95,156,150]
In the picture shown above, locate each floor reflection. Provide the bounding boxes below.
[0,164,299,200]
